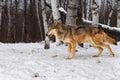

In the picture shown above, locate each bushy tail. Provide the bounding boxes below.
[97,25,117,45]
[103,32,117,45]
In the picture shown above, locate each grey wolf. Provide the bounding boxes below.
[46,21,117,59]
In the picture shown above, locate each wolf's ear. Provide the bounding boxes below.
[54,19,58,26]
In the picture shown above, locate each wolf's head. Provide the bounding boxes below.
[46,20,59,37]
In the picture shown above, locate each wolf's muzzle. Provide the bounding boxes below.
[46,32,53,38]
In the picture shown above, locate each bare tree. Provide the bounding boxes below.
[51,0,63,46]
[51,0,61,21]
[41,0,50,49]
[23,0,28,42]
[107,6,113,26]
[92,0,99,24]
[86,0,92,20]
[106,0,116,26]
[7,0,12,41]
[41,0,48,34]
[35,0,43,40]
[117,0,120,27]
[0,0,3,27]
[0,0,9,42]
[65,0,79,24]
[99,0,105,24]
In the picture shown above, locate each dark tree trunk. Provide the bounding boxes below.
[0,0,9,42]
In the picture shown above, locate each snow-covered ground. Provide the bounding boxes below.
[0,42,120,80]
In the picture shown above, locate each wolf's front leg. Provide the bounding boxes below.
[68,43,72,53]
[56,39,63,46]
[93,47,103,57]
[66,41,76,60]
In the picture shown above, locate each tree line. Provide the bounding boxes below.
[0,0,120,43]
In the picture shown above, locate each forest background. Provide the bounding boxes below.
[0,0,120,43]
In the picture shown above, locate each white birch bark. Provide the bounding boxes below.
[92,0,99,24]
[86,0,91,20]
[51,0,61,22]
[107,9,113,25]
[117,0,120,27]
[41,0,50,49]
[41,0,48,34]
[51,0,62,45]
[82,0,85,18]
[65,0,79,25]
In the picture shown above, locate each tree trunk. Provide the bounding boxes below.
[23,0,30,42]
[107,8,113,26]
[35,0,43,40]
[41,0,50,49]
[65,0,79,24]
[0,0,3,27]
[99,0,105,24]
[1,0,9,42]
[117,0,120,27]
[76,0,83,26]
[7,0,12,42]
[92,0,99,24]
[83,0,87,19]
[51,0,62,46]
[51,0,61,21]
[86,0,91,20]
[14,0,18,42]
[41,0,48,34]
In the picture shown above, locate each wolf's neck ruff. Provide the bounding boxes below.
[63,27,72,40]
[55,23,73,41]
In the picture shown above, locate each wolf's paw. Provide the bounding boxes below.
[56,41,63,46]
[92,55,99,57]
[66,57,73,60]
[111,54,115,57]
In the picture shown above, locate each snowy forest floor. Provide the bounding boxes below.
[0,42,120,80]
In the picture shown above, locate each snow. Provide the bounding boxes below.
[59,7,67,14]
[0,41,120,80]
[83,18,120,31]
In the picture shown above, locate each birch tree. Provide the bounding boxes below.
[41,0,50,49]
[117,0,120,27]
[51,0,61,21]
[106,0,114,26]
[51,0,62,46]
[92,0,99,24]
[86,0,92,20]
[41,0,48,34]
[107,6,113,25]
[65,0,79,24]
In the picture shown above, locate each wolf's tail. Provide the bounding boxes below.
[103,32,117,45]
[97,25,117,45]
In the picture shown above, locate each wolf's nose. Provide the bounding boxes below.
[114,42,117,45]
[46,33,48,36]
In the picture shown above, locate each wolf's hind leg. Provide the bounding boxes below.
[103,44,115,57]
[94,43,114,57]
[93,47,103,57]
